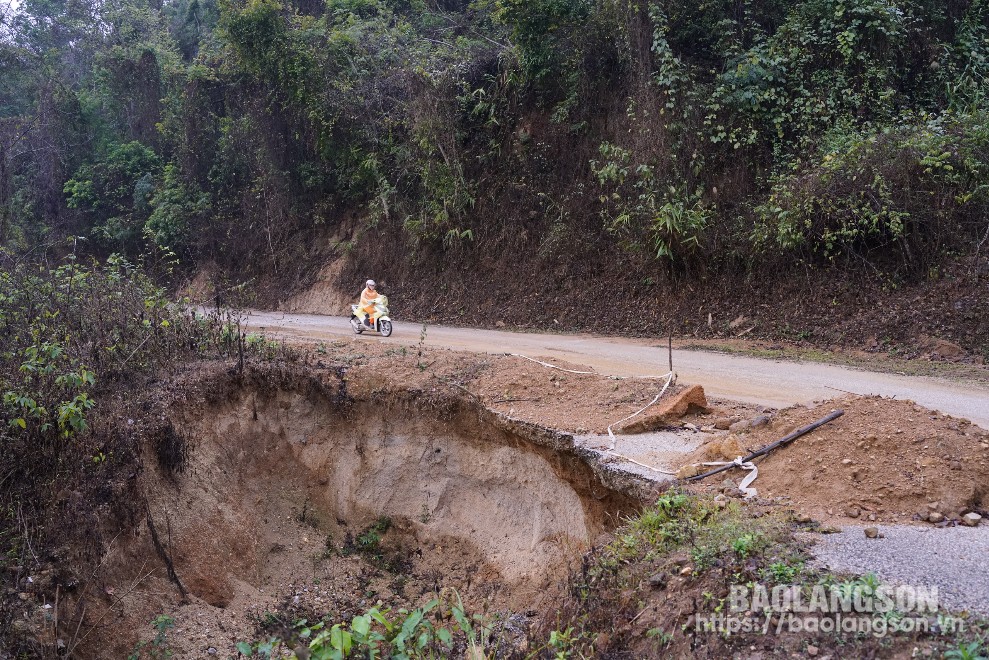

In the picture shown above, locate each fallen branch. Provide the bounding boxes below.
[686,409,844,482]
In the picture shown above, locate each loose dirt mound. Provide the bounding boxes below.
[686,395,989,525]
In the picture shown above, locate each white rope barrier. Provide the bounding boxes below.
[700,457,759,498]
[505,353,598,374]
[606,371,676,450]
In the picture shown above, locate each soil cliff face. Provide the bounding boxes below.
[69,367,645,657]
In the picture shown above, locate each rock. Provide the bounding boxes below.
[729,419,751,432]
[961,512,982,527]
[867,514,876,522]
[676,464,702,479]
[207,649,217,656]
[807,645,819,657]
[749,415,771,428]
[927,502,941,511]
[679,566,694,576]
[844,507,861,519]
[495,320,506,328]
[928,512,945,524]
[794,513,812,524]
[950,461,962,471]
[706,436,745,462]
[841,458,853,465]
[714,494,728,508]
[648,573,668,589]
[729,315,747,330]
[864,527,879,539]
[721,478,738,492]
[616,384,710,434]
[713,417,740,430]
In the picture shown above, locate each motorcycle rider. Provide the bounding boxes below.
[359,279,379,326]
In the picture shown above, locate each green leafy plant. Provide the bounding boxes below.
[945,639,989,660]
[128,614,176,659]
[237,591,494,659]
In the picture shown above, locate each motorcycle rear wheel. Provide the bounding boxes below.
[378,319,393,337]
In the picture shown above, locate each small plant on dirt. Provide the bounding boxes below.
[945,639,988,660]
[646,626,674,648]
[128,614,175,659]
[765,559,803,583]
[357,516,391,552]
[415,323,429,371]
[235,638,280,658]
[731,533,759,557]
[341,516,400,569]
[418,503,431,524]
[546,626,579,659]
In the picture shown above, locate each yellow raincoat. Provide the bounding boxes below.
[359,286,379,317]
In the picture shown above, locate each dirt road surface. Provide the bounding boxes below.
[243,310,989,429]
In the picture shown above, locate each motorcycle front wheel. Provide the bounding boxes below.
[351,316,364,334]
[378,319,393,337]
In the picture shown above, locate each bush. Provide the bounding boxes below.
[753,109,989,273]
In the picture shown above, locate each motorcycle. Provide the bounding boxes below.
[351,295,393,337]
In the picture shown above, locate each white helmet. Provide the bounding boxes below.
[366,279,376,287]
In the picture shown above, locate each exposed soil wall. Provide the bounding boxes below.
[70,366,647,657]
[267,239,988,362]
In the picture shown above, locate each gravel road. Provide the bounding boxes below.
[809,525,989,616]
[242,309,989,429]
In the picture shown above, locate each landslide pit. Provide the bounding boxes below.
[86,370,647,657]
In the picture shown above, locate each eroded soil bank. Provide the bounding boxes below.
[7,341,988,658]
[65,365,647,658]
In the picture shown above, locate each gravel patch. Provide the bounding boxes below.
[809,524,989,616]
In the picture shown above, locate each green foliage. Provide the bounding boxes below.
[4,0,989,278]
[64,142,162,249]
[128,614,176,659]
[754,108,989,271]
[237,593,493,659]
[494,0,590,82]
[765,559,803,583]
[945,639,989,660]
[147,164,211,254]
[591,142,709,261]
[731,533,758,557]
[0,250,263,479]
